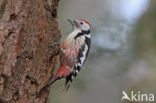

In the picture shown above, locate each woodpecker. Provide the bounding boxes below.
[43,19,91,91]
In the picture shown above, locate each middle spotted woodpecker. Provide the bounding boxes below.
[42,19,91,91]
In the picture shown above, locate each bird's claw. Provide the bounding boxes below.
[49,42,60,47]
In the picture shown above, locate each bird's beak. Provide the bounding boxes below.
[67,19,78,28]
[67,19,74,25]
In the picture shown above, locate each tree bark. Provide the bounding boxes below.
[0,0,61,103]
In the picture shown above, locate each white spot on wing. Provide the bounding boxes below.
[80,44,88,65]
[76,70,79,73]
[77,63,81,66]
[71,75,74,80]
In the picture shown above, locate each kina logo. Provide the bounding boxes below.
[121,91,154,102]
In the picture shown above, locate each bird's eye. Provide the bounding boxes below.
[80,22,83,25]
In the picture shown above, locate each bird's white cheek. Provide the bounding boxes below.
[82,25,90,31]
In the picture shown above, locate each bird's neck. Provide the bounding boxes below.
[65,29,81,41]
[63,29,90,47]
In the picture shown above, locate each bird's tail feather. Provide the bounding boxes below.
[63,76,72,91]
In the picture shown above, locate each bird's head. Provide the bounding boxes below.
[67,19,90,31]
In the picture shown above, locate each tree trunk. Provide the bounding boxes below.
[0,0,61,102]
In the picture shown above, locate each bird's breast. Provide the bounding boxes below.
[61,36,85,67]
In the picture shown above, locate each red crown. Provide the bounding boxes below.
[80,19,90,26]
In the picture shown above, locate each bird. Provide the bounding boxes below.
[41,19,91,91]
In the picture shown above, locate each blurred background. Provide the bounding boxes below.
[49,0,156,103]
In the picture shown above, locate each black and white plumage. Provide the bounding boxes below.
[65,30,91,90]
[41,19,91,91]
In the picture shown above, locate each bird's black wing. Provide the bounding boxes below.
[64,35,91,91]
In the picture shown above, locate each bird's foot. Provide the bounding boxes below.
[48,42,60,47]
[48,42,62,57]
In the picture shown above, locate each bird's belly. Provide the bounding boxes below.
[61,44,81,68]
[60,36,85,69]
